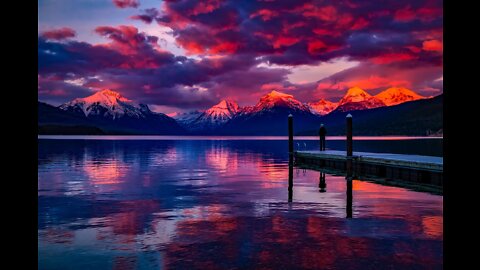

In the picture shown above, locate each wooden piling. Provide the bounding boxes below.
[288,114,293,154]
[346,114,353,157]
[346,114,353,178]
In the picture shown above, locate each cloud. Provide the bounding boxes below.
[130,8,159,24]
[132,0,442,67]
[422,39,443,52]
[38,0,443,112]
[112,0,139,9]
[40,27,76,40]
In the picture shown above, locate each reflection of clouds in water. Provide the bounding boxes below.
[148,147,180,167]
[83,159,127,185]
[142,216,178,248]
[205,145,238,174]
[38,140,443,269]
[422,216,443,239]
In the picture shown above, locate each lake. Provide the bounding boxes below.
[38,137,443,269]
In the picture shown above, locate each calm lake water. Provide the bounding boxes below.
[38,137,443,269]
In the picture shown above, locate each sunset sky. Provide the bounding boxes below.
[38,0,443,114]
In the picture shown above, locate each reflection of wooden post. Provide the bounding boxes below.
[319,172,326,193]
[288,155,293,202]
[346,177,353,218]
[288,114,294,202]
[288,114,293,154]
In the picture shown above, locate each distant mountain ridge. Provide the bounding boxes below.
[186,100,240,131]
[38,87,439,135]
[40,89,185,135]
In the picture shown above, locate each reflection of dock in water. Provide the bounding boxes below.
[294,150,443,195]
[288,157,354,218]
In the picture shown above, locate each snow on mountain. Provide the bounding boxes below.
[55,89,185,134]
[335,87,386,112]
[59,89,150,119]
[244,90,312,115]
[223,90,320,135]
[172,111,203,127]
[191,100,240,128]
[375,87,425,106]
[202,100,240,122]
[308,99,338,115]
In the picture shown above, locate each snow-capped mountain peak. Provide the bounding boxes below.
[338,87,373,105]
[185,100,241,130]
[59,89,148,119]
[205,100,240,117]
[335,87,386,112]
[375,87,425,106]
[82,89,132,105]
[308,99,338,115]
[250,90,311,113]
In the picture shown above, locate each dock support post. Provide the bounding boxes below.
[346,114,353,177]
[346,113,353,157]
[288,114,293,154]
[345,113,353,217]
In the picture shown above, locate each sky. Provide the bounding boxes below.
[38,0,443,114]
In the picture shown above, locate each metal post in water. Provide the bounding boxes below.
[288,114,294,154]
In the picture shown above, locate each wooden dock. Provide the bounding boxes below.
[294,150,443,191]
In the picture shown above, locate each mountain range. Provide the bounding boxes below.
[39,89,185,135]
[38,87,441,135]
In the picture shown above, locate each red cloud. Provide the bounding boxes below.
[95,25,159,55]
[351,18,369,30]
[192,0,223,15]
[112,0,139,9]
[210,42,240,54]
[273,36,301,49]
[370,53,417,65]
[395,5,442,22]
[394,6,416,22]
[41,27,76,40]
[307,40,327,55]
[304,5,338,22]
[261,83,296,92]
[312,28,340,37]
[422,40,443,52]
[251,9,279,21]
